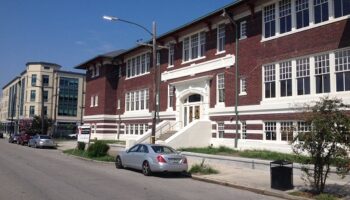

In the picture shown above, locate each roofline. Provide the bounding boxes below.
[56,70,86,76]
[26,62,62,68]
[114,0,244,58]
[75,49,126,69]
[2,76,21,90]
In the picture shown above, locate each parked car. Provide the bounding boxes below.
[28,135,56,148]
[0,132,3,138]
[17,133,31,145]
[115,144,188,176]
[8,134,20,143]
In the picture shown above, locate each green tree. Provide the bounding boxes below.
[293,97,350,194]
[27,115,53,135]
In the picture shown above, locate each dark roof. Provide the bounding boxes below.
[2,76,20,90]
[75,49,126,69]
[26,62,62,68]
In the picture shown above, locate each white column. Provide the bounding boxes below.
[291,60,297,96]
[275,63,281,98]
[309,56,316,95]
[275,2,280,36]
[329,52,336,93]
[309,0,314,25]
[291,0,297,31]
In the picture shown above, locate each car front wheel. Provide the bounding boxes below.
[115,156,123,169]
[142,161,152,176]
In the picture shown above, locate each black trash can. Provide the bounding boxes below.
[270,160,293,190]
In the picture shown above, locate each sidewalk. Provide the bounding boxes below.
[57,141,350,199]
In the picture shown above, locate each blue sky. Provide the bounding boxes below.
[0,0,234,89]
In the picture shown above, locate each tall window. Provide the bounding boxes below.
[280,61,292,97]
[264,4,276,38]
[314,0,329,24]
[126,53,150,78]
[43,90,48,102]
[335,49,350,91]
[168,85,175,108]
[125,89,149,111]
[168,43,174,67]
[297,121,312,141]
[117,99,121,110]
[217,24,226,52]
[279,0,292,33]
[264,64,276,98]
[240,21,247,39]
[31,74,37,86]
[296,0,310,29]
[296,58,311,95]
[240,77,247,95]
[30,90,36,102]
[265,122,276,140]
[183,31,206,62]
[217,73,225,103]
[42,75,49,86]
[281,121,294,141]
[315,54,330,93]
[334,0,350,18]
[241,121,247,139]
[29,106,35,116]
[58,77,79,116]
[218,123,225,138]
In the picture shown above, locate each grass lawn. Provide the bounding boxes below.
[179,146,310,163]
[63,149,115,162]
[189,163,219,175]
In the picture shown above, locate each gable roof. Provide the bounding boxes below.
[75,49,126,69]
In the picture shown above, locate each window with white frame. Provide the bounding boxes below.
[240,21,247,39]
[265,122,276,140]
[297,121,312,141]
[130,124,134,135]
[314,0,329,24]
[125,124,148,135]
[280,121,294,141]
[126,53,150,78]
[125,89,149,112]
[217,24,226,52]
[183,31,206,62]
[264,64,276,98]
[168,85,175,108]
[117,99,121,110]
[241,121,247,139]
[95,65,100,77]
[89,67,95,78]
[90,96,94,107]
[279,0,292,34]
[94,95,98,107]
[135,124,139,135]
[335,49,350,91]
[315,54,330,93]
[240,77,247,95]
[217,73,225,103]
[168,43,175,67]
[125,124,129,135]
[218,123,225,138]
[280,61,292,97]
[334,0,350,18]
[264,4,276,38]
[296,58,311,95]
[296,0,310,29]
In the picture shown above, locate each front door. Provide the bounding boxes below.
[183,94,202,127]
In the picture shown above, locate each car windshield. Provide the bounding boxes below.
[39,135,51,139]
[151,146,176,154]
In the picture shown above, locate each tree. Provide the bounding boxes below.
[26,115,53,135]
[293,97,350,194]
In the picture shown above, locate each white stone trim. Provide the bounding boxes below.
[162,54,235,81]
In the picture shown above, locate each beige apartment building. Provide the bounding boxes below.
[0,62,85,137]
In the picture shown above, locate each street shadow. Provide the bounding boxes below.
[324,183,350,198]
[122,167,191,179]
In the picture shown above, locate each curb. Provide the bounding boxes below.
[191,175,311,200]
[61,151,114,165]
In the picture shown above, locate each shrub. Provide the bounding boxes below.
[77,142,86,151]
[87,141,110,157]
[189,159,219,175]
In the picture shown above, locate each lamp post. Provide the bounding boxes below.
[103,15,158,144]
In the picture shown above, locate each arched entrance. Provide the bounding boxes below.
[182,94,203,127]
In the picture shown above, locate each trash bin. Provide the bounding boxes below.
[270,160,293,190]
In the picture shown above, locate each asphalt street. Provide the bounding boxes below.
[0,139,282,200]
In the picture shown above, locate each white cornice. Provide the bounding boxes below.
[162,54,235,82]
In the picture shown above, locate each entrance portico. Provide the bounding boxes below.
[171,76,211,129]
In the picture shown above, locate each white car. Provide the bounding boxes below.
[115,144,188,176]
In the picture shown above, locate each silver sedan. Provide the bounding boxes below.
[28,135,56,148]
[115,144,188,176]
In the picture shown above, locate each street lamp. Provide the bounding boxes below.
[103,15,158,144]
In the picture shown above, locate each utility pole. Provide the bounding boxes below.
[151,21,157,144]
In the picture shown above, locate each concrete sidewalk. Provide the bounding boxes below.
[57,141,350,200]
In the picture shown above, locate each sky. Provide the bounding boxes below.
[0,0,234,89]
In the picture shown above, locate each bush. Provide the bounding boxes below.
[189,159,219,175]
[77,142,86,151]
[87,141,110,157]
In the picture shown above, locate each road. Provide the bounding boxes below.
[0,139,282,200]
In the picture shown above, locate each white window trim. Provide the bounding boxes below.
[94,95,98,107]
[239,77,247,96]
[216,23,226,54]
[261,0,350,42]
[240,21,247,40]
[167,85,174,110]
[125,52,151,79]
[125,89,149,113]
[181,31,206,64]
[216,73,225,107]
[117,99,121,110]
[168,43,175,68]
[95,64,100,77]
